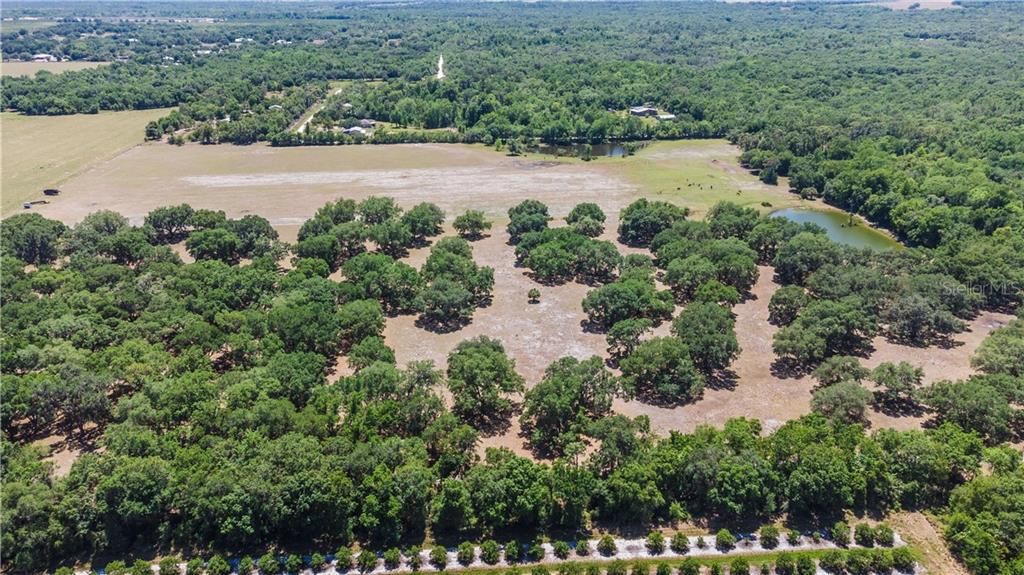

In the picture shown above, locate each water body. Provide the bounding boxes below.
[532,142,647,158]
[771,208,901,250]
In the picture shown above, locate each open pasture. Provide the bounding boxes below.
[1,60,108,77]
[34,139,804,225]
[0,108,173,215]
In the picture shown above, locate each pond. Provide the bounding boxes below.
[771,208,901,250]
[531,141,647,158]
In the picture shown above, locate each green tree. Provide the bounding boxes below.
[620,337,704,404]
[359,196,402,224]
[768,285,808,326]
[447,337,525,425]
[186,228,241,262]
[401,202,445,241]
[454,210,492,239]
[811,381,872,424]
[0,213,67,264]
[671,302,740,373]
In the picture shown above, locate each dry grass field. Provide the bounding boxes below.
[1,61,109,77]
[33,139,804,225]
[0,108,173,215]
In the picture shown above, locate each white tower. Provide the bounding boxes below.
[436,54,446,80]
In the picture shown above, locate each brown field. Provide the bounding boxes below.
[32,140,805,226]
[1,61,109,77]
[1,108,174,215]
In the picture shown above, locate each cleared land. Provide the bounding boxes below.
[33,139,803,225]
[1,61,109,77]
[0,108,173,215]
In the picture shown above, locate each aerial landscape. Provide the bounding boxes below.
[1,1,1022,575]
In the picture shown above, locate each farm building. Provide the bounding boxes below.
[629,106,658,117]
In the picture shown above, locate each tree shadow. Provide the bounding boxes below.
[871,396,927,418]
[705,369,739,391]
[415,314,472,334]
[580,318,607,335]
[770,357,810,379]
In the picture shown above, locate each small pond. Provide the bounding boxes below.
[531,141,647,158]
[771,208,901,251]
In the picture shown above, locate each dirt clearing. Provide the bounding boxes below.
[33,139,813,226]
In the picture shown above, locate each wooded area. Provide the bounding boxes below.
[1,1,1023,574]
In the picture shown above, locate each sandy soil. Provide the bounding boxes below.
[35,143,639,226]
[384,225,610,387]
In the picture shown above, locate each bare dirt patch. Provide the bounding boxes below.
[888,512,968,575]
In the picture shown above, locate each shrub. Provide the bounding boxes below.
[186,560,204,575]
[759,525,780,549]
[696,536,706,549]
[870,549,894,574]
[709,565,722,575]
[874,523,895,547]
[505,541,522,564]
[832,521,850,547]
[656,563,672,575]
[430,546,448,570]
[606,561,627,575]
[356,551,376,573]
[160,558,182,575]
[553,541,570,559]
[679,559,700,575]
[819,550,846,574]
[670,533,689,554]
[646,531,666,555]
[132,560,154,575]
[576,541,591,557]
[715,528,736,552]
[207,556,230,575]
[560,563,583,575]
[854,523,875,547]
[310,554,326,572]
[528,540,545,562]
[891,547,916,573]
[597,535,617,556]
[406,547,422,571]
[107,561,129,575]
[845,549,872,575]
[257,554,279,575]
[335,548,354,571]
[586,565,601,575]
[383,549,402,570]
[481,540,501,565]
[458,542,475,566]
[730,558,750,575]
[531,567,550,575]
[629,561,647,575]
[775,553,795,575]
[786,529,802,546]
[796,556,815,575]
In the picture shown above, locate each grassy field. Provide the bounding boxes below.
[0,108,174,215]
[611,139,803,217]
[1,61,109,77]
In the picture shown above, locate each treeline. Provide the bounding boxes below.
[2,200,1022,574]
